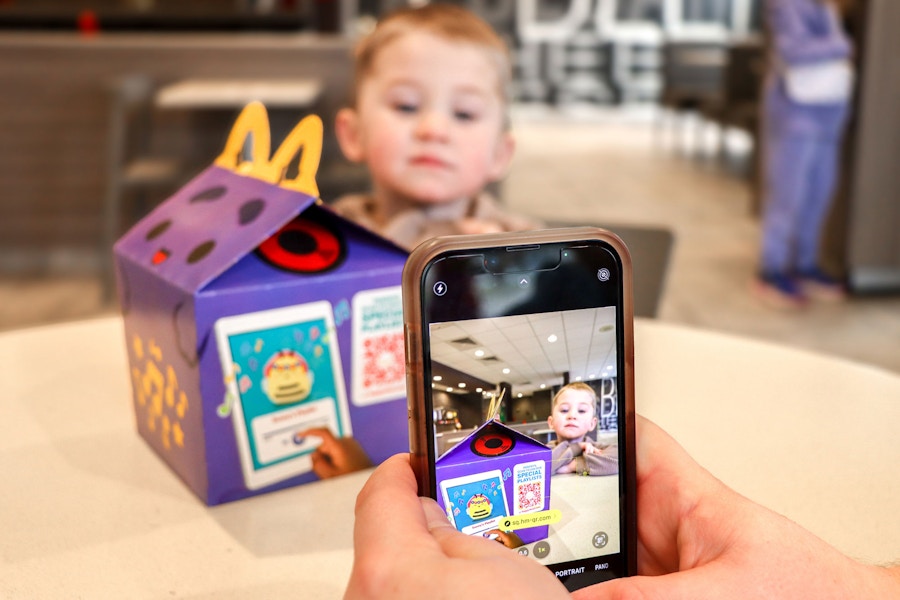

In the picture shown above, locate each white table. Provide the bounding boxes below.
[155,78,323,110]
[2,317,899,597]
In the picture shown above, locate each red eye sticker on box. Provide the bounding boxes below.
[351,286,406,406]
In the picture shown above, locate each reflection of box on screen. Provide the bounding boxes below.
[436,421,551,545]
[113,104,409,505]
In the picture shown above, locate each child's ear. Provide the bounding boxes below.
[488,131,515,181]
[335,108,365,163]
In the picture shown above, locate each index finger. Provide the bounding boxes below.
[296,426,337,444]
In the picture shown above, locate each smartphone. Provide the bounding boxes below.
[402,228,636,591]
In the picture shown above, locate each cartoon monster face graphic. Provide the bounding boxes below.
[262,349,313,405]
[123,169,306,294]
[466,493,493,521]
[134,177,345,289]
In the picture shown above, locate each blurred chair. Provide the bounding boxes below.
[699,38,765,210]
[101,74,189,301]
[316,160,371,203]
[548,221,675,318]
[656,39,727,155]
[700,39,764,152]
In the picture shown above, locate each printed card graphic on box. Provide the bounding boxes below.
[440,470,510,536]
[514,460,546,515]
[215,301,351,490]
[436,421,551,545]
[352,286,405,406]
[114,102,410,505]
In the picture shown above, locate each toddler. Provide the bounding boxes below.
[331,4,541,250]
[547,382,618,476]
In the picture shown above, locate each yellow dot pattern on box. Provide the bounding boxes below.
[131,334,189,451]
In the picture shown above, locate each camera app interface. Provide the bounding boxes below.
[422,242,627,583]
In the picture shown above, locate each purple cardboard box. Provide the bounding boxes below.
[436,420,551,545]
[113,104,409,504]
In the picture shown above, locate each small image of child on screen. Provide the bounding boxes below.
[548,382,618,476]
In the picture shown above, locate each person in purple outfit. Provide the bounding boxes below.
[755,0,855,309]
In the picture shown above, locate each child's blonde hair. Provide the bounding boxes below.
[348,4,512,106]
[551,382,599,414]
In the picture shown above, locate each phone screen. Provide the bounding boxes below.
[411,237,635,590]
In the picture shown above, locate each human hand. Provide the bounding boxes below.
[457,218,504,236]
[555,458,577,474]
[344,454,568,599]
[581,442,602,456]
[574,416,900,600]
[484,528,525,549]
[298,427,372,479]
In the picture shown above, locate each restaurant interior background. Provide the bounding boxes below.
[1,0,898,374]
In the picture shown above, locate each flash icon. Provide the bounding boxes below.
[597,268,610,282]
[433,281,447,296]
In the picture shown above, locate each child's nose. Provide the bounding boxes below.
[414,110,450,141]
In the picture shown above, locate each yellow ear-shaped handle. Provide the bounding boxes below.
[215,102,322,196]
[214,101,272,178]
[266,114,323,198]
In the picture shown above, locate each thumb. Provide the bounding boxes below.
[419,497,515,560]
[420,497,453,532]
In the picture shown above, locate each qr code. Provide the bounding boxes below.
[517,481,543,512]
[362,332,405,390]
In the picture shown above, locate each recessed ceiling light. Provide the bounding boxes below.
[575,376,582,381]
[446,387,453,392]
[475,387,482,393]
[517,393,523,398]
[474,349,485,357]
[458,382,466,388]
[433,375,442,381]
[540,383,546,389]
[547,334,558,343]
[502,368,510,374]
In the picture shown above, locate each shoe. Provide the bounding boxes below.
[797,268,847,302]
[753,272,808,310]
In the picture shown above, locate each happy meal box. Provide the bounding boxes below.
[436,419,551,545]
[114,102,409,505]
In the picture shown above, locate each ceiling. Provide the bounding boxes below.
[429,306,618,397]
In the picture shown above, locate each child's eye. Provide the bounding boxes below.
[393,102,419,114]
[453,109,477,122]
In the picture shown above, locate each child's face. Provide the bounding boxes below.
[336,31,513,206]
[548,388,598,442]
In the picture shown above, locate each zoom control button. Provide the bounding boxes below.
[533,541,551,559]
